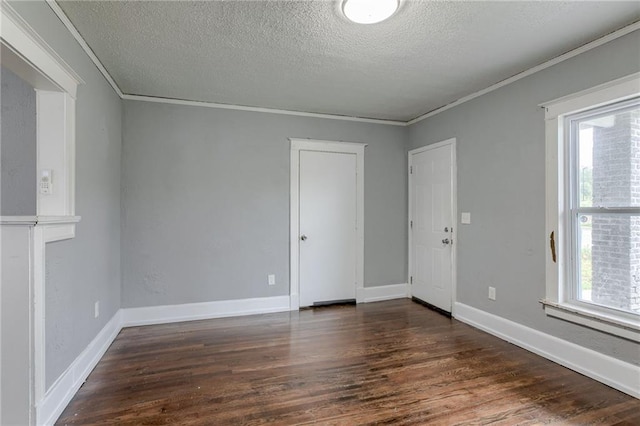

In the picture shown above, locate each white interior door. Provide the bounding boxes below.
[409,140,455,313]
[299,150,357,307]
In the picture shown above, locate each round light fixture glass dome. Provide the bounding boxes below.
[342,0,399,24]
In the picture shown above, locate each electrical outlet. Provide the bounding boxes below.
[94,301,100,318]
[461,212,471,224]
[268,274,276,286]
[488,287,496,301]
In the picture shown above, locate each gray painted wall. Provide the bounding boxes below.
[1,67,36,216]
[121,101,407,307]
[7,1,123,388]
[408,30,640,365]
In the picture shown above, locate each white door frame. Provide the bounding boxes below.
[408,138,457,315]
[290,138,366,310]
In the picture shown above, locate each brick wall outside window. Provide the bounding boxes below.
[591,109,640,313]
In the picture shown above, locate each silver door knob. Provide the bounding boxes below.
[442,238,450,244]
[300,235,307,241]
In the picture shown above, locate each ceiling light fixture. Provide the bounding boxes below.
[342,0,399,24]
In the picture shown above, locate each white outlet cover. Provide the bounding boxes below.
[488,287,496,301]
[461,212,471,224]
[268,274,276,285]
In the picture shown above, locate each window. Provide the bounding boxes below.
[569,100,640,315]
[542,73,640,342]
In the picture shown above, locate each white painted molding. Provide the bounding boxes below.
[454,302,640,398]
[408,21,640,125]
[37,216,81,243]
[47,0,400,124]
[0,216,38,225]
[45,0,122,98]
[543,302,640,343]
[1,2,84,98]
[38,310,122,426]
[121,296,291,327]
[35,216,81,225]
[123,94,407,126]
[49,0,406,131]
[37,294,293,424]
[44,0,640,126]
[360,284,410,303]
[541,74,640,343]
[541,72,640,119]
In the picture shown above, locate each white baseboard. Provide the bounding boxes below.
[40,295,292,424]
[38,309,123,426]
[121,295,291,327]
[454,302,640,398]
[360,283,409,303]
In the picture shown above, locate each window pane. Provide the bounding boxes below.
[576,105,640,208]
[578,213,640,314]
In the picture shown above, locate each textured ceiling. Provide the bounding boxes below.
[56,1,640,122]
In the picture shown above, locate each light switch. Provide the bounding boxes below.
[461,212,471,224]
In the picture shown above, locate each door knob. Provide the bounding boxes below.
[442,238,450,244]
[300,235,307,241]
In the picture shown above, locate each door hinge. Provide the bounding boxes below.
[410,220,413,229]
[410,276,413,284]
[410,166,413,174]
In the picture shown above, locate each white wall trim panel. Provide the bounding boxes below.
[359,284,410,303]
[454,302,640,399]
[38,310,123,426]
[121,296,291,327]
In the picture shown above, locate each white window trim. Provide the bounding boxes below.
[541,72,640,343]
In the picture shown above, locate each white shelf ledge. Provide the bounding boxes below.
[1,215,81,242]
[542,299,640,343]
[0,216,38,225]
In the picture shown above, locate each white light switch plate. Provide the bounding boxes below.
[268,274,276,285]
[461,212,471,224]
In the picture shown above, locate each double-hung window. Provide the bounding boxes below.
[542,73,640,342]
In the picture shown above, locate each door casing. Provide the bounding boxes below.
[408,138,457,314]
[290,138,366,310]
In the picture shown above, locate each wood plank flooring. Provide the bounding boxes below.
[56,300,639,425]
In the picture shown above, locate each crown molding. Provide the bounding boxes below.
[47,0,405,126]
[46,0,123,97]
[407,20,640,126]
[122,94,407,126]
[45,1,639,127]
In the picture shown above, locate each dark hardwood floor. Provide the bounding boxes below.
[56,299,639,425]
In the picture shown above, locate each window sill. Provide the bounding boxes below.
[541,300,640,343]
